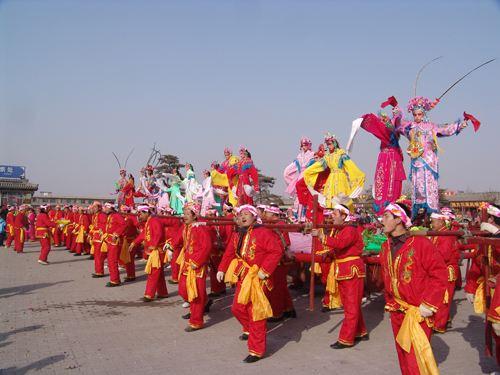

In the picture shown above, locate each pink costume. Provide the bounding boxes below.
[393,96,467,216]
[283,138,315,220]
[360,113,406,213]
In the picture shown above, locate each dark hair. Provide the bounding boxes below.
[493,215,500,226]
[397,203,412,220]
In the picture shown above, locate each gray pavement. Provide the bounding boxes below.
[0,242,498,374]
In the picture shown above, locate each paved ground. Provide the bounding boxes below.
[0,242,498,375]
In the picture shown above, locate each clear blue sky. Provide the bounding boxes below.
[1,0,499,197]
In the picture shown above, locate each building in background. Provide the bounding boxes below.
[0,165,39,205]
[32,192,110,208]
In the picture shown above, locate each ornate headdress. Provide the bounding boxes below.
[384,203,412,228]
[407,96,439,113]
[300,137,312,147]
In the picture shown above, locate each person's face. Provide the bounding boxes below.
[104,207,111,214]
[326,141,335,153]
[382,211,401,234]
[332,209,346,226]
[183,208,196,224]
[139,212,149,222]
[239,150,246,158]
[224,151,230,159]
[430,217,446,231]
[120,171,126,177]
[301,144,310,152]
[412,109,425,123]
[238,210,256,227]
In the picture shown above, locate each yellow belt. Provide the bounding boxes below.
[325,256,361,309]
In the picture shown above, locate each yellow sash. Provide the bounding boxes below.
[176,248,185,271]
[19,228,25,243]
[186,265,198,302]
[474,277,486,314]
[7,224,14,236]
[145,248,162,274]
[325,256,361,309]
[119,238,131,264]
[229,261,273,322]
[101,234,108,253]
[394,297,439,375]
[75,227,85,244]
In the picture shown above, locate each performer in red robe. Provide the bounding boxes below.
[263,205,296,321]
[487,274,500,365]
[64,206,75,250]
[177,202,212,331]
[13,205,28,253]
[121,174,136,208]
[5,206,15,248]
[74,207,91,256]
[130,205,169,301]
[103,202,127,287]
[380,202,448,375]
[430,208,460,333]
[90,202,108,278]
[52,206,64,247]
[206,209,227,297]
[311,204,367,348]
[228,147,259,206]
[218,205,282,363]
[36,205,56,264]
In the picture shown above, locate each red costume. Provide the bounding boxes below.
[321,225,367,345]
[228,157,259,206]
[380,235,448,375]
[487,274,500,365]
[132,216,168,299]
[208,224,227,295]
[36,212,56,262]
[90,211,108,276]
[121,179,136,208]
[431,229,460,332]
[104,211,127,285]
[5,211,15,248]
[75,213,91,255]
[64,210,75,250]
[159,217,183,283]
[177,222,212,329]
[51,209,64,246]
[122,213,139,279]
[219,225,282,358]
[13,210,28,253]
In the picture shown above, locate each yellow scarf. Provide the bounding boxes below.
[145,248,161,274]
[474,277,486,314]
[119,238,131,264]
[394,297,439,375]
[237,264,273,322]
[186,265,199,302]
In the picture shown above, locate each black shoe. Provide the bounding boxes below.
[267,316,284,323]
[105,282,120,287]
[239,333,249,341]
[330,341,352,349]
[284,310,297,319]
[123,277,136,283]
[73,253,82,256]
[92,273,105,278]
[182,313,191,320]
[243,355,261,363]
[204,299,213,314]
[288,284,304,290]
[88,255,94,260]
[321,306,332,313]
[184,326,202,332]
[355,334,369,342]
[143,296,153,303]
[156,295,168,299]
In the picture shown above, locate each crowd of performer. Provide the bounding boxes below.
[1,91,499,374]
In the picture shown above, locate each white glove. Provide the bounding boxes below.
[493,323,500,337]
[166,250,173,262]
[466,293,475,304]
[258,270,267,280]
[418,304,434,318]
[216,271,225,283]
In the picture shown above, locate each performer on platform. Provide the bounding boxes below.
[391,97,471,217]
[430,207,460,333]
[283,137,315,221]
[217,205,282,362]
[303,133,365,210]
[115,169,128,207]
[311,204,367,348]
[177,202,212,331]
[36,205,56,265]
[380,201,448,375]
[228,147,259,206]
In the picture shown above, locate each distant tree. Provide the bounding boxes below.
[156,154,181,175]
[255,171,284,205]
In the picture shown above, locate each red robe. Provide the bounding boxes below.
[36,212,56,262]
[219,225,283,358]
[104,212,127,284]
[91,211,108,275]
[13,211,28,252]
[5,211,15,247]
[380,235,448,375]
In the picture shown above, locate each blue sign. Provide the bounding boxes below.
[0,165,25,179]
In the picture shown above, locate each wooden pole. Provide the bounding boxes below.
[309,196,319,311]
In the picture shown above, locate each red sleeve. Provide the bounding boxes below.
[190,226,212,267]
[324,227,357,251]
[161,217,182,227]
[435,237,457,265]
[464,254,483,294]
[488,274,500,323]
[419,238,449,311]
[114,214,127,236]
[249,164,259,191]
[219,232,237,272]
[260,228,285,276]
[361,113,391,145]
